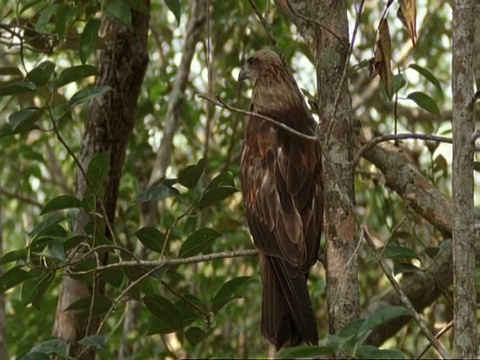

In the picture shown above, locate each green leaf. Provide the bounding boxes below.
[21,271,55,308]
[67,85,112,109]
[47,239,65,263]
[106,0,132,29]
[279,345,334,359]
[8,107,43,132]
[80,18,101,64]
[135,184,179,202]
[135,227,166,253]
[87,152,111,190]
[53,65,99,89]
[0,248,28,265]
[164,0,181,25]
[29,339,69,358]
[0,66,24,78]
[185,327,208,347]
[66,295,112,317]
[98,267,124,288]
[199,186,237,210]
[77,335,107,349]
[36,4,59,31]
[0,82,36,96]
[29,214,65,239]
[407,91,441,118]
[0,267,32,293]
[474,162,480,172]
[178,228,220,258]
[425,246,440,259]
[22,352,49,360]
[211,276,251,313]
[177,158,205,189]
[358,306,410,339]
[382,245,419,260]
[27,61,56,87]
[409,64,442,94]
[206,171,236,189]
[41,195,82,215]
[356,345,406,359]
[144,294,183,334]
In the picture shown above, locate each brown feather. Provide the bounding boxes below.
[239,49,324,349]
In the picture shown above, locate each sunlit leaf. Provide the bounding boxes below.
[67,86,113,109]
[382,245,420,260]
[199,186,238,210]
[0,82,36,96]
[27,61,55,87]
[53,65,99,89]
[178,158,205,189]
[408,64,442,93]
[36,4,59,31]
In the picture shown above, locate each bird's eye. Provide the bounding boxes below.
[247,57,255,66]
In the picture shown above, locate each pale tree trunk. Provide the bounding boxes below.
[53,3,150,359]
[312,1,359,333]
[451,0,478,358]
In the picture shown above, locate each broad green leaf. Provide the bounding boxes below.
[382,245,420,260]
[358,306,410,339]
[29,339,69,359]
[356,345,405,359]
[23,352,49,360]
[53,65,98,89]
[21,271,55,308]
[0,248,28,265]
[78,335,107,349]
[27,61,55,87]
[47,239,65,263]
[0,82,36,96]
[29,214,65,239]
[474,162,480,172]
[87,152,111,190]
[0,267,31,293]
[164,0,181,25]
[65,295,112,317]
[98,268,124,287]
[211,276,250,313]
[67,85,113,109]
[409,64,442,94]
[199,186,237,210]
[144,294,183,334]
[279,345,334,359]
[135,184,179,202]
[106,0,132,29]
[64,235,87,251]
[135,227,166,253]
[205,171,236,189]
[41,195,82,215]
[178,228,220,258]
[36,4,59,31]
[407,91,441,118]
[176,293,203,324]
[8,107,43,132]
[80,18,101,64]
[0,66,23,77]
[425,246,440,259]
[178,158,205,189]
[185,327,208,347]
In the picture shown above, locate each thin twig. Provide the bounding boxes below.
[247,0,279,51]
[69,249,258,275]
[363,229,450,359]
[197,93,317,141]
[416,320,453,359]
[354,133,453,166]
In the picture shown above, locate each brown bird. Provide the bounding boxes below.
[238,49,324,350]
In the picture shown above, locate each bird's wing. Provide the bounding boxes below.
[241,109,323,272]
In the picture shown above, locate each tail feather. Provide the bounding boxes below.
[260,255,318,350]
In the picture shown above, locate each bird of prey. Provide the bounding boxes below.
[238,49,324,350]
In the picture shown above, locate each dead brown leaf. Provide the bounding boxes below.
[374,18,393,99]
[398,0,417,45]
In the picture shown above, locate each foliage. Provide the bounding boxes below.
[0,0,468,358]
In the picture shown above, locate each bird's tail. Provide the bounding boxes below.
[260,255,318,350]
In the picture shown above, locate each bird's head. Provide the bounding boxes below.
[238,49,285,83]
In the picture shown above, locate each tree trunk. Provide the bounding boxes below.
[451,0,478,358]
[53,4,150,358]
[312,0,359,334]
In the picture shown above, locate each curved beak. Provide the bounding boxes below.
[238,66,249,81]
